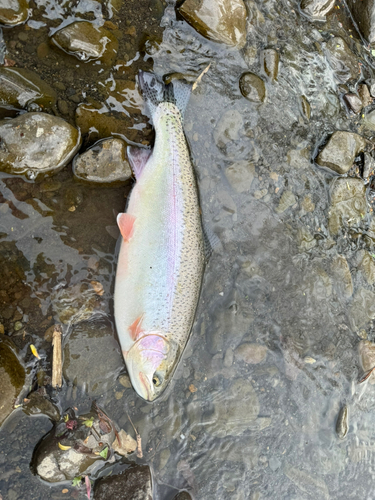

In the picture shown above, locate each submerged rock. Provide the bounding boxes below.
[51,21,119,66]
[344,93,362,114]
[173,493,193,500]
[328,178,366,235]
[179,0,247,48]
[350,289,375,331]
[0,337,25,427]
[225,161,255,193]
[63,316,124,397]
[262,49,279,81]
[0,67,56,110]
[94,465,152,500]
[336,405,349,439]
[358,83,372,108]
[235,343,268,364]
[23,391,60,422]
[73,138,133,185]
[0,0,29,26]
[239,72,266,102]
[0,112,81,178]
[357,250,375,285]
[331,254,353,299]
[359,340,375,383]
[347,0,375,44]
[300,0,335,20]
[32,404,117,482]
[316,131,366,174]
[325,37,360,83]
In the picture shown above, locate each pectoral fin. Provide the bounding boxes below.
[129,315,144,341]
[117,213,136,242]
[127,146,152,180]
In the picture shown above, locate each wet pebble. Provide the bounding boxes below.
[225,161,255,193]
[275,190,296,213]
[315,131,366,175]
[325,37,360,83]
[0,337,25,427]
[359,340,375,383]
[301,95,311,119]
[358,83,372,108]
[73,138,133,185]
[93,464,152,500]
[328,178,366,235]
[262,49,279,81]
[235,343,268,364]
[179,0,247,48]
[239,73,266,102]
[51,21,119,65]
[300,0,335,20]
[0,112,81,178]
[350,289,375,331]
[344,93,362,114]
[0,67,56,110]
[357,250,375,285]
[0,0,29,26]
[336,405,349,439]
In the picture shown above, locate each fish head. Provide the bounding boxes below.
[126,333,180,401]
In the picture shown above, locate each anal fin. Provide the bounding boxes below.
[117,213,136,242]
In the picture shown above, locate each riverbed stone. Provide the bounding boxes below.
[359,340,375,384]
[276,190,296,213]
[0,67,56,110]
[0,337,25,428]
[358,250,375,285]
[363,109,375,131]
[63,316,124,397]
[235,343,268,364]
[93,465,152,500]
[331,254,353,298]
[179,0,247,48]
[51,21,119,65]
[347,0,375,44]
[344,93,362,114]
[239,73,266,102]
[73,138,132,185]
[358,83,372,108]
[262,49,279,81]
[328,178,366,235]
[0,112,81,178]
[173,493,193,500]
[225,161,255,193]
[316,131,366,174]
[0,0,29,26]
[325,37,360,83]
[300,0,335,20]
[350,288,375,331]
[22,391,60,421]
[204,378,260,437]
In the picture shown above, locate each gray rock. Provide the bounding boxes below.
[363,152,375,181]
[239,73,266,102]
[364,109,375,131]
[336,405,349,439]
[284,463,329,500]
[300,0,335,20]
[51,21,119,66]
[359,340,375,383]
[235,343,268,364]
[63,315,124,397]
[350,288,375,331]
[204,378,260,437]
[0,67,56,110]
[73,138,133,185]
[262,49,279,82]
[269,456,281,471]
[328,178,366,235]
[0,112,81,179]
[94,465,152,500]
[347,0,375,44]
[214,109,243,154]
[331,254,353,299]
[325,37,360,83]
[0,0,29,26]
[179,0,247,48]
[225,161,255,193]
[344,93,362,114]
[276,190,296,213]
[316,131,366,174]
[358,83,372,108]
[0,337,25,428]
[358,250,375,285]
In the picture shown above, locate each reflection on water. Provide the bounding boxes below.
[2,0,375,498]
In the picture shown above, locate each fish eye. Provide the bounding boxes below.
[152,372,163,387]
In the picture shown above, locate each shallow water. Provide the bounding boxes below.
[2,0,375,498]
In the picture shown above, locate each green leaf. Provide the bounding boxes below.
[99,447,108,459]
[83,416,94,428]
[72,476,82,487]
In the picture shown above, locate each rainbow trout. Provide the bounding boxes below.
[114,72,204,401]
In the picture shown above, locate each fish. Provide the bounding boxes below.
[114,71,205,401]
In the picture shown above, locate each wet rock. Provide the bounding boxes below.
[336,405,349,439]
[297,226,316,251]
[262,49,279,81]
[331,254,353,298]
[358,250,375,285]
[239,73,266,102]
[328,178,366,235]
[344,93,362,114]
[0,0,29,26]
[300,0,335,20]
[363,152,375,181]
[94,465,152,500]
[32,404,116,482]
[235,343,268,364]
[350,288,375,331]
[347,0,375,44]
[359,340,375,383]
[301,95,311,119]
[0,112,81,179]
[179,0,247,48]
[325,37,360,83]
[111,429,137,456]
[225,161,255,193]
[204,378,260,437]
[316,131,366,174]
[213,109,243,155]
[51,21,119,66]
[173,492,193,500]
[63,316,124,397]
[358,83,372,108]
[52,282,101,324]
[363,109,375,131]
[0,67,56,110]
[23,391,60,422]
[73,138,133,186]
[275,190,296,213]
[0,337,25,427]
[283,463,329,500]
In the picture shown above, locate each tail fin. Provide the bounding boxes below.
[138,71,190,120]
